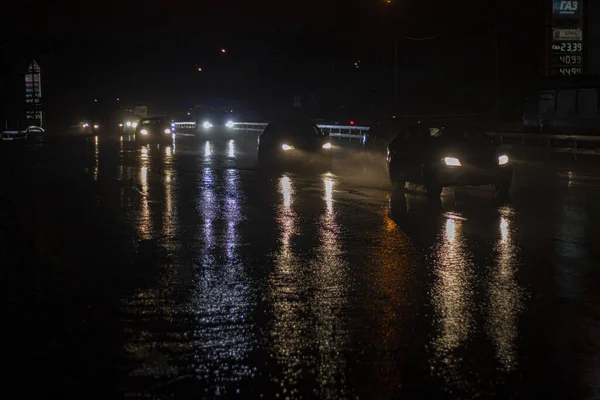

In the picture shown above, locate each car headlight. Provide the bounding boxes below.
[443,157,461,166]
[132,122,138,128]
[498,154,510,165]
[281,144,294,151]
[93,124,99,129]
[203,121,213,129]
[164,129,171,134]
[140,129,148,135]
[226,121,234,128]
[126,121,132,127]
[322,142,332,149]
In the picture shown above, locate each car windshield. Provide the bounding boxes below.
[141,118,164,125]
[430,126,489,142]
[268,121,323,137]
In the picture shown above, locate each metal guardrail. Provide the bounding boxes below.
[173,122,197,129]
[174,121,370,136]
[230,122,370,140]
[486,131,600,158]
[231,122,267,132]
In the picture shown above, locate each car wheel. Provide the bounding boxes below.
[495,179,512,197]
[257,150,269,167]
[392,179,405,192]
[323,157,333,171]
[426,183,442,199]
[389,161,401,181]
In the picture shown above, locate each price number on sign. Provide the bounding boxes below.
[559,67,582,76]
[555,42,583,52]
[559,55,582,65]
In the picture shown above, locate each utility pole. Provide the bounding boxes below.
[394,39,398,109]
[494,26,500,128]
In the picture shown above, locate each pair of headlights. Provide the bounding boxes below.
[443,155,510,167]
[281,143,332,151]
[140,128,171,135]
[202,121,235,129]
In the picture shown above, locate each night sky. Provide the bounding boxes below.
[2,0,545,126]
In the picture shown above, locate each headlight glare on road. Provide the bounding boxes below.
[322,142,332,149]
[498,154,510,165]
[443,157,461,167]
[226,121,234,128]
[164,129,171,134]
[281,144,294,151]
[141,129,148,135]
[203,121,213,129]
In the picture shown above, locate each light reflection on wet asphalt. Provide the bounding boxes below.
[2,135,600,398]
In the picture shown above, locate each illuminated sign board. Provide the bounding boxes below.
[552,29,582,41]
[551,54,582,66]
[551,41,583,53]
[553,0,582,16]
[25,60,43,126]
[555,67,582,76]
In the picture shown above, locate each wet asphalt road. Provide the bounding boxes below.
[2,133,600,399]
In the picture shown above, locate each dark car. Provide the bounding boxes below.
[135,117,174,142]
[387,125,513,198]
[257,120,333,168]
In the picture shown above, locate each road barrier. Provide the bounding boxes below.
[231,122,369,141]
[487,132,600,159]
[175,121,369,140]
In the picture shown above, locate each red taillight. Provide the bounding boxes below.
[350,120,355,125]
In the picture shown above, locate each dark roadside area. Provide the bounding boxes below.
[0,137,145,396]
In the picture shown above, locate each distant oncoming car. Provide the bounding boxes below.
[257,120,333,169]
[387,125,513,198]
[135,117,174,142]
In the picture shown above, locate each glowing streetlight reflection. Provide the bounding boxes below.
[268,174,303,397]
[136,145,152,240]
[204,141,212,157]
[93,135,99,180]
[488,211,521,371]
[430,214,473,387]
[228,140,235,158]
[324,175,334,214]
[281,176,293,208]
[311,173,348,398]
